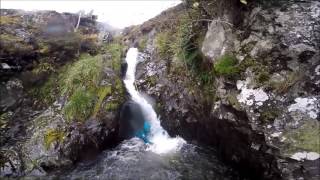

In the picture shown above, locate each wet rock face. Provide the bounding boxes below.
[201,1,320,179]
[132,0,319,179]
[0,79,23,112]
[1,104,118,176]
[0,8,125,178]
[119,100,145,140]
[201,22,235,62]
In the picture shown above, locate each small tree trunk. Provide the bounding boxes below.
[74,12,82,32]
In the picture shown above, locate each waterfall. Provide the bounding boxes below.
[123,48,185,154]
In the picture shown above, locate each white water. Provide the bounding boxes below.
[123,48,185,154]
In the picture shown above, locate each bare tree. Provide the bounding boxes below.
[74,10,85,32]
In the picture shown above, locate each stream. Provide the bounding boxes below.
[55,48,239,180]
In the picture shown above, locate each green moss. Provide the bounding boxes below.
[227,94,241,110]
[146,76,157,86]
[105,101,119,111]
[114,78,124,93]
[260,108,279,123]
[283,120,320,154]
[44,128,65,150]
[38,42,50,54]
[63,89,95,122]
[214,54,239,76]
[102,78,125,112]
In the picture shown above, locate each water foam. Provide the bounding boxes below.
[123,48,185,154]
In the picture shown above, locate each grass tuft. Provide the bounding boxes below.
[44,128,65,150]
[59,54,103,95]
[63,89,95,122]
[214,54,239,76]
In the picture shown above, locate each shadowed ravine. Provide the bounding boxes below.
[56,48,240,180]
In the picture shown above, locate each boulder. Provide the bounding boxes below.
[130,0,320,179]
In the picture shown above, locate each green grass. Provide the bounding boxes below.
[138,36,148,51]
[59,51,125,122]
[104,43,124,72]
[58,54,105,122]
[256,71,270,84]
[63,89,95,122]
[155,32,175,59]
[93,86,112,117]
[214,54,239,76]
[105,101,119,111]
[59,54,103,95]
[30,47,125,122]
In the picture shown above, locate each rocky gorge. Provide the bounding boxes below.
[1,0,320,179]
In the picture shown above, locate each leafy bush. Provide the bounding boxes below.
[214,54,239,76]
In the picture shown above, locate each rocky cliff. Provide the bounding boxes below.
[0,9,126,176]
[124,0,320,179]
[1,1,319,179]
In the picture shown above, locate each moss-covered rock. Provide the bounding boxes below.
[0,9,100,82]
[44,128,66,150]
[282,120,320,154]
[0,9,126,177]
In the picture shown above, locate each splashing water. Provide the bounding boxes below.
[123,48,185,154]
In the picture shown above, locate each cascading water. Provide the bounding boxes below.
[123,48,185,154]
[59,48,238,180]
